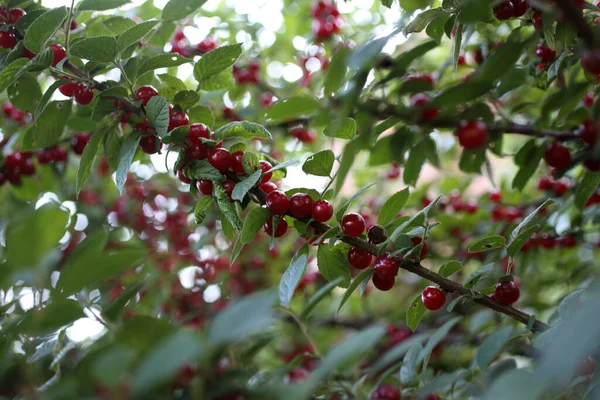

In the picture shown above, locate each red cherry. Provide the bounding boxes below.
[71,133,91,155]
[553,180,569,196]
[187,143,208,160]
[342,212,366,237]
[177,169,191,184]
[0,30,16,49]
[37,149,53,164]
[259,181,278,193]
[494,280,520,304]
[493,1,515,20]
[580,120,598,146]
[231,151,246,174]
[74,86,94,105]
[559,235,577,248]
[374,255,399,280]
[4,153,22,169]
[535,44,556,63]
[489,191,502,203]
[289,193,313,218]
[19,159,36,176]
[370,384,400,400]
[584,158,600,172]
[8,8,25,23]
[347,247,372,269]
[50,44,67,66]
[259,160,273,183]
[582,93,594,108]
[260,92,274,107]
[456,120,488,149]
[544,143,571,169]
[409,93,439,120]
[264,217,288,237]
[265,190,290,215]
[139,135,162,154]
[188,123,210,145]
[312,199,333,222]
[5,167,21,185]
[581,49,600,75]
[196,37,217,53]
[424,395,441,400]
[532,12,543,29]
[208,148,232,172]
[422,286,446,310]
[173,28,186,41]
[288,367,310,382]
[198,179,213,195]
[537,176,553,191]
[135,85,159,106]
[51,146,68,162]
[510,0,528,17]
[222,179,236,198]
[23,47,36,59]
[168,111,190,131]
[411,237,429,258]
[59,83,80,97]
[372,274,395,291]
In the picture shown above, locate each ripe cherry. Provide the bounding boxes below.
[312,199,334,222]
[544,143,571,169]
[139,135,162,154]
[288,367,310,382]
[187,143,208,160]
[8,8,25,23]
[553,180,569,196]
[71,133,91,155]
[259,160,273,183]
[4,153,22,169]
[581,49,600,75]
[198,179,213,195]
[580,120,597,146]
[489,191,502,203]
[135,85,159,106]
[74,85,94,105]
[188,123,210,145]
[51,146,68,162]
[59,83,80,97]
[37,149,53,164]
[0,30,17,49]
[372,274,395,291]
[511,0,528,17]
[374,255,399,280]
[342,212,366,237]
[264,217,288,237]
[532,12,543,29]
[493,1,514,20]
[20,159,36,176]
[196,37,217,53]
[289,193,313,218]
[168,111,190,131]
[208,148,232,172]
[347,247,372,269]
[411,237,429,258]
[5,168,21,185]
[456,120,488,149]
[370,384,400,400]
[265,190,290,215]
[494,280,520,304]
[177,169,191,184]
[222,179,236,198]
[259,181,278,193]
[409,93,439,120]
[50,44,67,66]
[231,151,246,174]
[422,286,446,310]
[584,158,600,172]
[535,44,556,63]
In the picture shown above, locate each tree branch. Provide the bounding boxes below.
[552,0,596,48]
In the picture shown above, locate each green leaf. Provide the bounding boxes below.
[438,260,462,278]
[145,96,170,137]
[400,0,433,12]
[405,8,447,34]
[241,207,272,244]
[459,148,486,174]
[198,68,234,91]
[512,142,545,190]
[173,90,200,110]
[193,43,243,82]
[34,101,72,149]
[476,327,513,369]
[426,13,449,42]
[194,196,213,225]
[279,244,310,306]
[188,104,215,127]
[208,292,277,346]
[335,181,378,222]
[407,294,427,332]
[102,16,137,35]
[77,125,111,196]
[8,73,42,112]
[302,150,335,177]
[300,276,345,320]
[115,133,141,195]
[337,269,375,315]
[230,238,243,265]
[464,263,494,289]
[103,279,147,322]
[453,22,463,68]
[117,20,159,52]
[432,81,491,108]
[324,46,350,96]
[404,145,426,186]
[70,36,118,63]
[366,333,431,376]
[18,299,84,336]
[507,224,540,257]
[34,79,68,120]
[23,7,68,54]
[213,182,243,231]
[421,317,461,369]
[575,171,600,210]
[323,118,356,140]
[78,0,132,11]
[104,126,122,170]
[221,212,235,241]
[137,54,192,79]
[162,0,208,21]
[213,121,272,141]
[316,244,351,288]
[231,170,261,202]
[467,235,506,252]
[132,330,205,395]
[185,159,225,182]
[5,203,69,271]
[57,246,147,296]
[0,58,29,93]
[264,96,321,123]
[510,198,554,240]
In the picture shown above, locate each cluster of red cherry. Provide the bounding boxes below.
[170,27,217,57]
[2,101,29,125]
[422,191,480,215]
[58,79,95,105]
[310,0,343,40]
[534,43,556,71]
[492,0,528,20]
[0,5,25,48]
[232,61,261,85]
[289,126,317,143]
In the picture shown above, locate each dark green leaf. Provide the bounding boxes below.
[197,68,233,91]
[221,212,235,241]
[137,53,192,78]
[302,150,335,177]
[507,224,540,256]
[193,43,243,82]
[0,58,29,93]
[467,235,506,252]
[34,79,68,120]
[78,0,132,10]
[104,126,123,170]
[213,182,243,231]
[173,90,200,110]
[77,125,111,196]
[300,276,345,320]
[378,188,410,226]
[575,171,600,210]
[335,181,378,222]
[323,118,356,140]
[213,121,272,141]
[337,269,375,315]
[438,260,462,278]
[185,159,225,182]
[324,46,350,96]
[115,133,141,195]
[162,0,208,21]
[18,299,84,335]
[476,327,513,369]
[400,0,433,12]
[459,148,487,174]
[145,96,170,137]
[510,198,555,240]
[231,170,261,202]
[8,73,42,112]
[24,7,68,54]
[405,8,447,34]
[422,317,461,369]
[34,101,72,149]
[265,96,321,123]
[464,263,494,289]
[404,145,426,186]
[117,20,159,52]
[70,36,118,63]
[316,244,351,288]
[279,244,310,306]
[241,207,272,244]
[407,294,427,332]
[194,196,213,225]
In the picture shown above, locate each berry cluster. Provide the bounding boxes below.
[0,143,72,186]
[534,43,556,71]
[423,191,480,215]
[537,175,571,197]
[0,5,25,48]
[2,101,29,125]
[58,79,95,105]
[491,279,520,305]
[232,61,260,85]
[493,0,528,20]
[170,28,217,57]
[310,0,342,40]
[289,126,317,143]
[409,93,440,121]
[455,120,489,150]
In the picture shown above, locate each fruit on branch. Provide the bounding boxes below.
[188,123,211,145]
[136,85,159,106]
[372,274,395,291]
[289,193,313,218]
[8,8,25,23]
[456,120,488,149]
[71,133,91,155]
[259,160,273,183]
[311,0,342,40]
[411,237,429,258]
[535,44,556,63]
[222,180,236,197]
[208,148,233,172]
[168,111,190,131]
[580,120,598,146]
[266,190,290,215]
[290,127,317,143]
[347,247,372,269]
[532,11,543,29]
[493,280,520,305]
[409,93,440,121]
[139,134,162,155]
[511,0,528,17]
[367,224,387,244]
[196,37,217,53]
[370,383,401,400]
[0,30,16,49]
[422,286,446,311]
[264,217,288,237]
[233,61,260,85]
[59,82,80,97]
[50,44,67,66]
[544,143,571,169]
[74,85,94,105]
[341,212,366,238]
[493,1,515,20]
[374,255,399,281]
[581,49,600,75]
[259,181,278,193]
[198,179,213,195]
[312,199,334,222]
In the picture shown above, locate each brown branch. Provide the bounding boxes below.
[248,188,550,333]
[552,0,596,48]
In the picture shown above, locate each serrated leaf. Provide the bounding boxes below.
[241,207,272,244]
[265,96,321,123]
[279,244,310,306]
[213,121,272,141]
[323,118,356,140]
[8,73,41,113]
[507,224,540,256]
[0,58,29,93]
[378,188,410,226]
[117,20,159,52]
[468,235,506,252]
[115,133,141,195]
[184,159,224,182]
[407,294,427,332]
[145,96,170,137]
[438,260,462,278]
[213,182,242,231]
[193,44,243,82]
[194,196,213,225]
[316,244,351,288]
[575,171,600,210]
[77,125,111,196]
[173,90,200,110]
[231,170,261,202]
[34,79,68,120]
[34,101,72,149]
[221,212,235,241]
[23,7,68,54]
[302,150,334,177]
[404,145,426,186]
[136,54,192,79]
[70,36,118,63]
[337,269,375,315]
[78,0,131,10]
[162,0,208,21]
